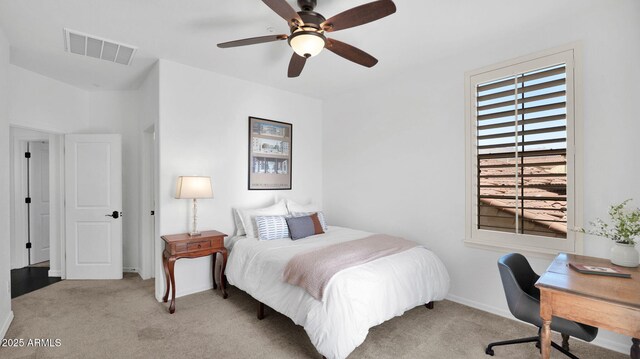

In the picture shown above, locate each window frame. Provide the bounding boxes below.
[464,44,583,255]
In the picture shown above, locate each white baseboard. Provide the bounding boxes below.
[446,293,512,320]
[48,269,62,277]
[175,284,214,299]
[1,311,14,339]
[445,293,629,354]
[591,336,632,356]
[123,267,138,273]
[155,284,215,304]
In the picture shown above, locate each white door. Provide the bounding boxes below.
[65,134,122,279]
[29,141,50,265]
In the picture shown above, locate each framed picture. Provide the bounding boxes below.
[248,116,292,190]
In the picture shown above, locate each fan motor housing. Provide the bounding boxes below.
[297,0,317,11]
[293,11,326,31]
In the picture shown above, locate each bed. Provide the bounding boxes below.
[225,225,450,359]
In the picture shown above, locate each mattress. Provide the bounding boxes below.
[226,226,450,359]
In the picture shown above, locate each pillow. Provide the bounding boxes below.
[292,211,328,232]
[255,215,290,241]
[237,200,289,238]
[286,213,324,240]
[233,209,246,236]
[286,199,321,214]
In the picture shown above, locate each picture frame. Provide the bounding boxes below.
[248,116,292,190]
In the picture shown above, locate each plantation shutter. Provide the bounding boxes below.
[476,64,568,238]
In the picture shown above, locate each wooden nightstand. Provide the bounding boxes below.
[161,230,228,314]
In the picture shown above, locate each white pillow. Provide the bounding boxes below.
[238,200,289,238]
[286,199,322,214]
[233,209,246,236]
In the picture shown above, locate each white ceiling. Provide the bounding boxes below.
[0,0,594,98]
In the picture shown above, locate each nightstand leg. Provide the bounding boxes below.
[168,257,177,314]
[212,252,217,290]
[162,252,170,303]
[220,248,228,299]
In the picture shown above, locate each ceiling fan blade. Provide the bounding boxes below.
[322,0,396,32]
[325,38,378,68]
[217,34,288,48]
[262,0,303,26]
[288,53,307,77]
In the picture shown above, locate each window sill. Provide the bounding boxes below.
[464,238,582,258]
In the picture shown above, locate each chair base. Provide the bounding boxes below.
[486,333,579,359]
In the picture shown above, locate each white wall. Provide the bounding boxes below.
[8,66,142,273]
[137,63,159,280]
[87,91,140,272]
[0,26,14,339]
[156,59,323,299]
[322,1,639,354]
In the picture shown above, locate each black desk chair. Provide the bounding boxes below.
[486,253,598,358]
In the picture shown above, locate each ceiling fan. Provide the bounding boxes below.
[217,0,396,77]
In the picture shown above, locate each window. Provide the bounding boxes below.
[465,47,582,254]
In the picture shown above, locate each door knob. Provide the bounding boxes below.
[105,211,120,219]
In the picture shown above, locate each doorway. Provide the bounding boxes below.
[9,127,63,297]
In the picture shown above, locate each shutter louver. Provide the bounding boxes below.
[476,64,567,238]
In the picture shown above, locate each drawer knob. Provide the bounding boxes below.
[198,244,202,248]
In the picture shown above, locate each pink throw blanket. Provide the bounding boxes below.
[283,234,419,300]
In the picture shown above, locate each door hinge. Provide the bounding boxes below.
[25,197,31,204]
[25,242,32,249]
[24,152,31,158]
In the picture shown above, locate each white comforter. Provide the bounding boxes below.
[226,226,450,359]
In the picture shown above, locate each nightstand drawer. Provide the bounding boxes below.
[187,240,211,251]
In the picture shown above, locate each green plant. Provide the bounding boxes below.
[579,199,640,245]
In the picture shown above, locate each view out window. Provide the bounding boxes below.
[477,64,567,238]
[466,48,580,253]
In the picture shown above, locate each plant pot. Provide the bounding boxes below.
[610,242,640,267]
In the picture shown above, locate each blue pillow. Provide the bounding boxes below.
[292,211,328,231]
[255,215,290,241]
[286,214,324,240]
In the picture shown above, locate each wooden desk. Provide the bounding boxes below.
[161,230,228,314]
[536,253,640,359]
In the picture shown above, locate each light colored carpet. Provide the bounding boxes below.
[1,274,627,359]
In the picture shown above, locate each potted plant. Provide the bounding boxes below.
[579,199,640,267]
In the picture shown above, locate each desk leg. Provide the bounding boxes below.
[540,290,552,359]
[219,248,228,299]
[212,252,217,290]
[631,338,639,359]
[162,252,170,303]
[167,257,177,314]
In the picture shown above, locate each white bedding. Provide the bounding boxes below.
[226,226,450,359]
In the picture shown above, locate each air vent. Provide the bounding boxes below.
[64,28,137,66]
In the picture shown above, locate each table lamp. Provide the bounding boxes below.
[175,176,213,236]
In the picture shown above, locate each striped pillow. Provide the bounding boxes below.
[292,211,328,231]
[255,215,290,241]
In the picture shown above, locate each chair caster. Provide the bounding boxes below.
[485,347,494,356]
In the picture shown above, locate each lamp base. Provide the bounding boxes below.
[189,231,202,237]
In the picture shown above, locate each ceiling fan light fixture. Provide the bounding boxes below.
[288,30,325,58]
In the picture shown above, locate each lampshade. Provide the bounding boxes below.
[175,176,213,199]
[289,30,326,58]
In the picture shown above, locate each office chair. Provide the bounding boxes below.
[486,253,598,358]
